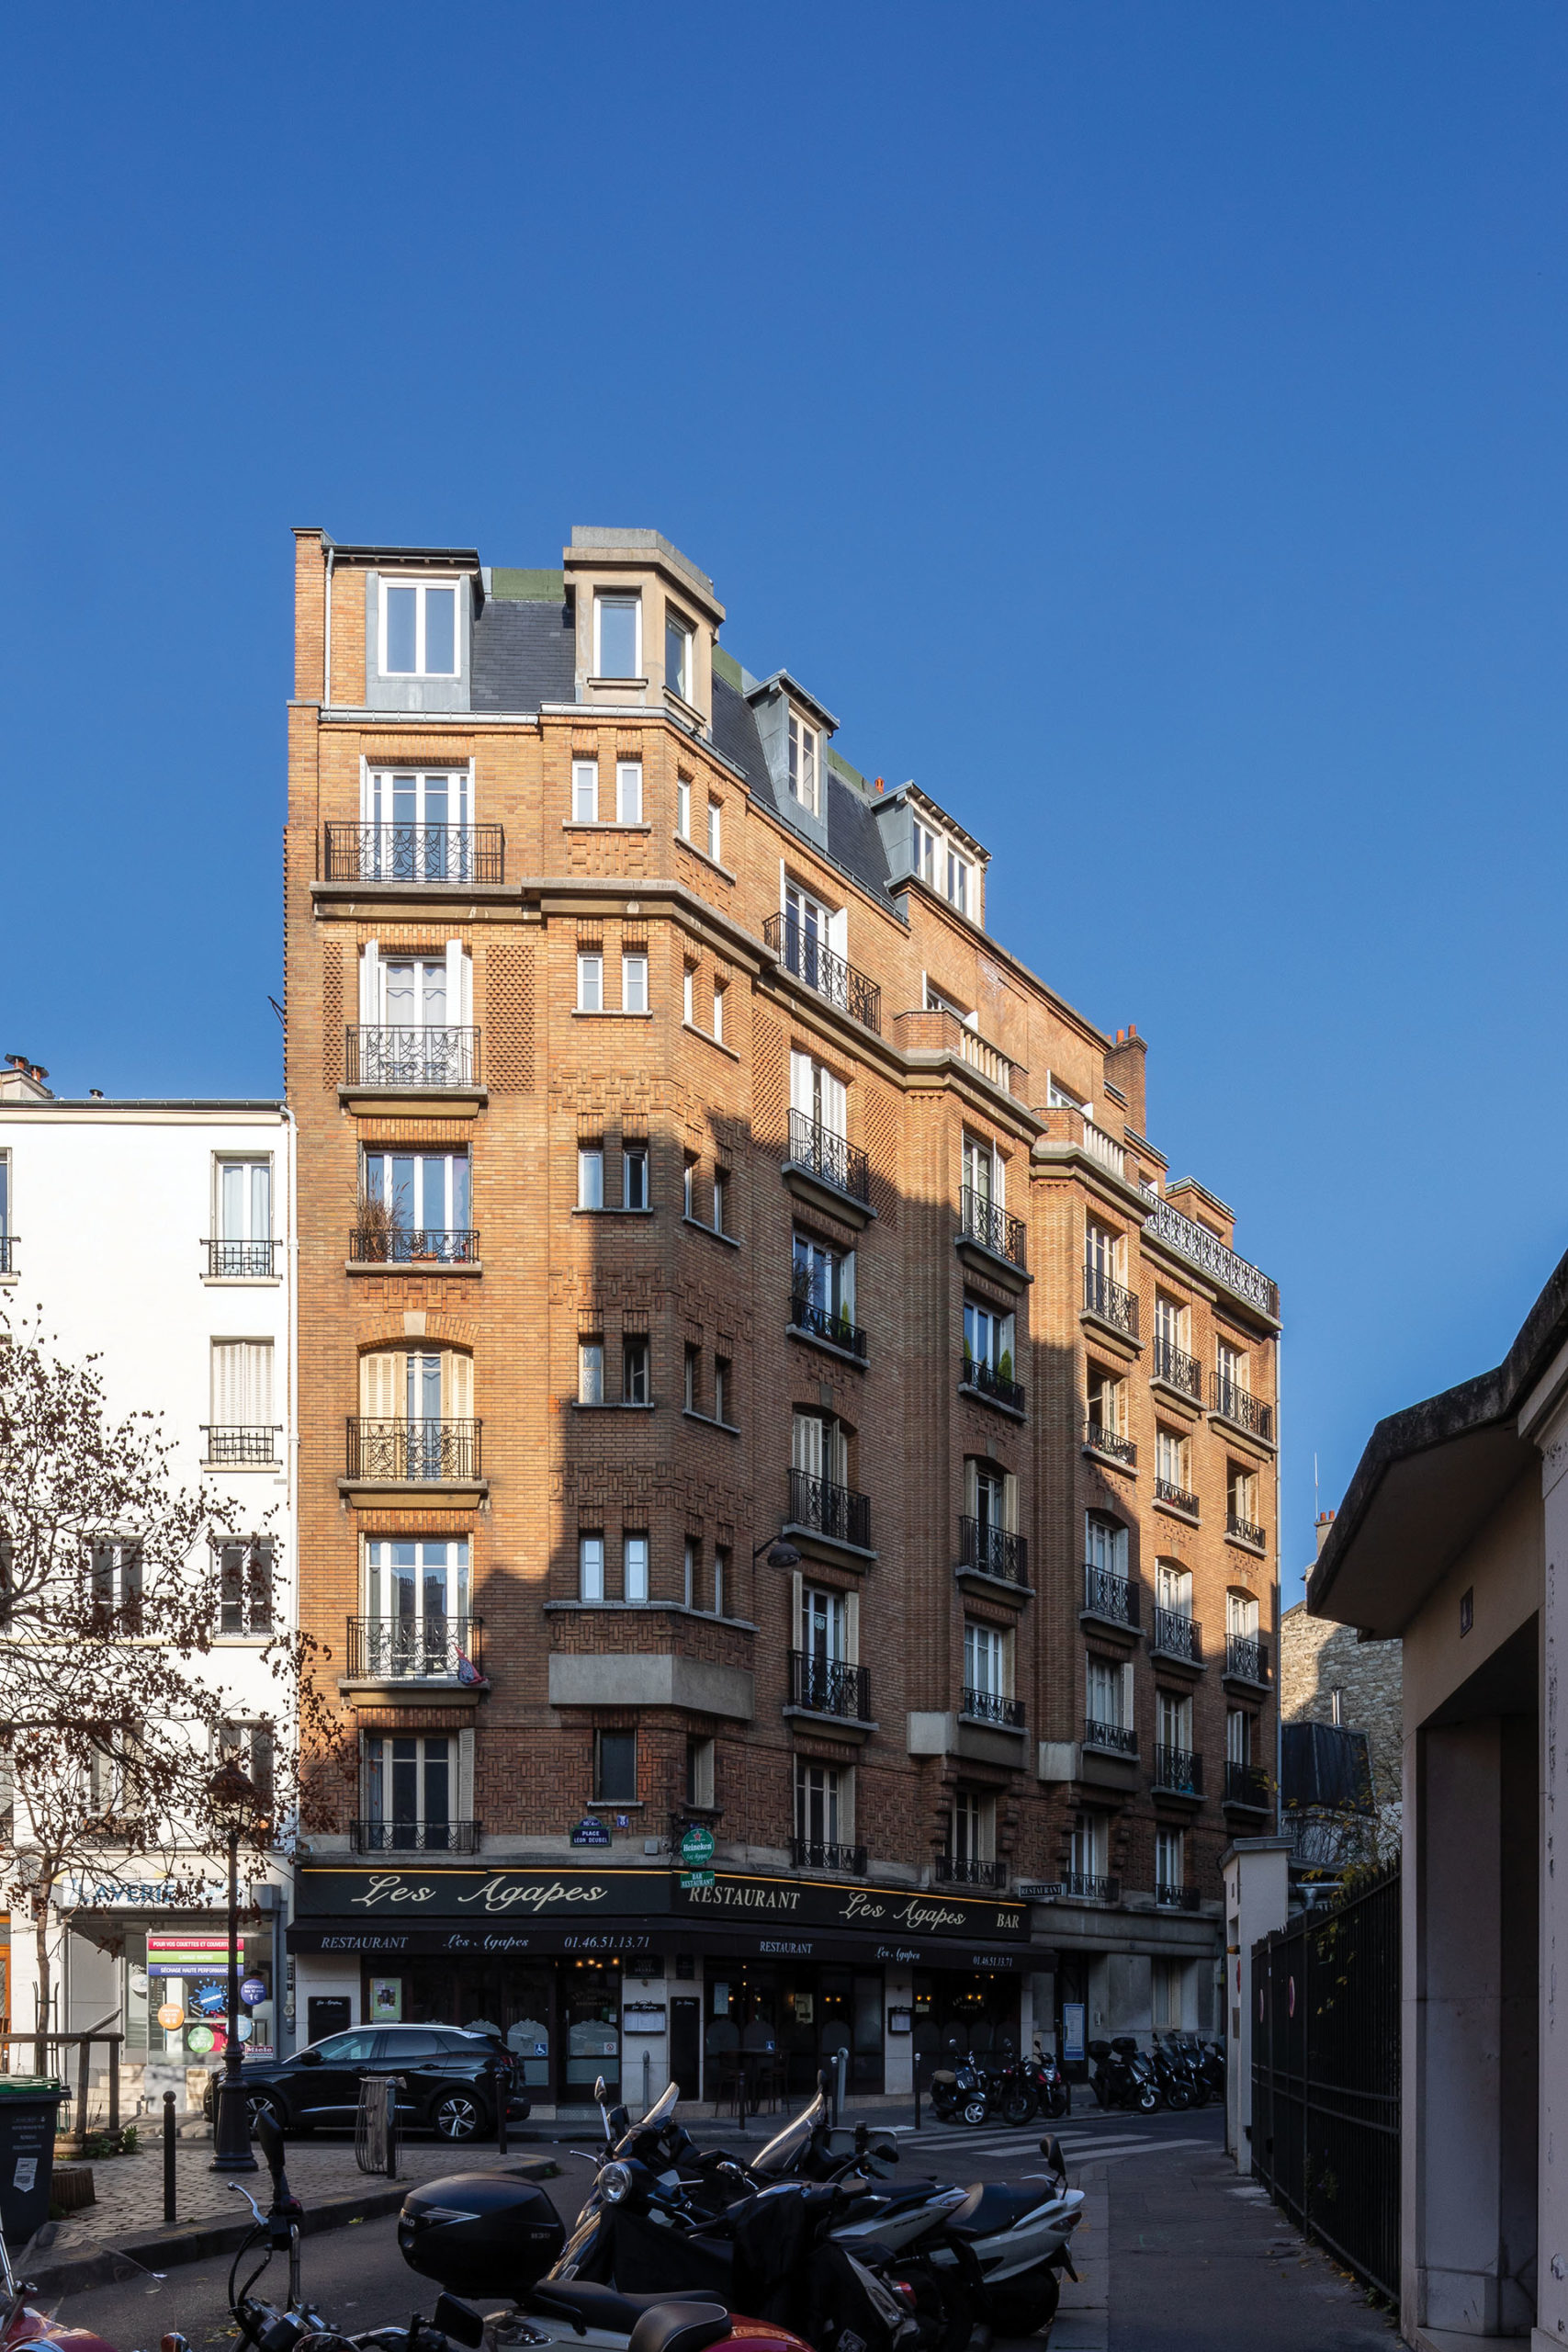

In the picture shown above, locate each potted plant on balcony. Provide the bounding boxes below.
[358,1191,398,1264]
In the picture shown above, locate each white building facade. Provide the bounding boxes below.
[0,1071,296,2115]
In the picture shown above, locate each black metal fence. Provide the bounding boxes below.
[1251,1860,1400,2303]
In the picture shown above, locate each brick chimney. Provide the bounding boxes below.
[1102,1025,1146,1134]
[1314,1509,1336,1559]
[0,1054,52,1102]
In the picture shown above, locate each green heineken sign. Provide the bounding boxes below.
[679,1824,716,1868]
[680,1871,716,1891]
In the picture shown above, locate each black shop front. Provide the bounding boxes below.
[288,1862,1028,2106]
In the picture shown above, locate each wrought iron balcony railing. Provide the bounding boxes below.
[346,1615,484,1681]
[350,1227,481,1265]
[790,1837,868,1875]
[1224,1761,1270,1810]
[1084,1418,1137,1468]
[1154,1744,1203,1796]
[1226,1510,1266,1548]
[1151,1607,1201,1663]
[1224,1633,1270,1686]
[325,822,504,886]
[762,914,881,1035]
[352,1818,482,1854]
[1060,1871,1120,1903]
[788,1651,872,1721]
[961,1352,1026,1412]
[1210,1375,1275,1442]
[961,1687,1025,1729]
[1083,1266,1138,1337]
[205,1238,276,1278]
[345,1025,480,1090]
[785,1109,871,1204]
[1154,1476,1199,1515]
[787,1464,871,1550]
[1084,1716,1138,1758]
[202,1425,281,1466]
[1155,1883,1201,1911]
[789,1283,868,1361]
[1150,1336,1202,1398]
[960,1516,1028,1587]
[1083,1563,1140,1628]
[959,1187,1027,1268]
[1140,1184,1280,1320]
[932,1854,1008,1888]
[346,1417,483,1483]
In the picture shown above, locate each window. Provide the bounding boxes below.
[1087,1655,1132,1729]
[1155,1826,1185,1894]
[357,1348,472,1478]
[666,613,693,700]
[622,953,649,1013]
[365,1733,451,1845]
[616,762,643,824]
[1227,1589,1260,1640]
[595,594,640,680]
[683,1344,700,1411]
[712,978,727,1044]
[1157,1689,1192,1750]
[795,1758,842,1848]
[1069,1815,1106,1879]
[714,1356,730,1425]
[1155,1560,1192,1619]
[1228,1463,1258,1528]
[623,1335,650,1405]
[1085,1514,1128,1576]
[964,1619,1008,1701]
[362,1148,471,1256]
[913,819,938,885]
[706,797,722,863]
[963,1295,1015,1380]
[218,1718,276,1807]
[209,1341,276,1457]
[579,1340,604,1405]
[712,1169,728,1234]
[787,714,818,813]
[924,976,969,1020]
[623,1143,649,1209]
[1216,1339,1249,1414]
[1226,1707,1251,1765]
[381,580,458,678]
[624,1533,649,1604]
[365,1539,470,1666]
[1330,1686,1343,1727]
[686,1736,715,1810]
[682,964,695,1023]
[594,1730,637,1804]
[1046,1072,1089,1114]
[971,1461,1011,1539]
[1152,1957,1184,2028]
[800,1581,846,1664]
[951,1789,995,1864]
[357,942,473,1083]
[682,1154,697,1216]
[361,767,472,877]
[572,760,599,822]
[945,849,970,916]
[962,1130,1001,1207]
[682,1537,697,1609]
[578,1145,604,1208]
[1086,1363,1124,1440]
[1156,1426,1190,1490]
[677,777,692,839]
[794,1232,855,1329]
[792,1407,849,1487]
[790,1049,847,1138]
[218,1540,274,1635]
[89,1540,142,1623]
[713,1544,728,1616]
[1154,1292,1188,1348]
[1086,1219,1122,1282]
[580,1534,605,1603]
[214,1159,272,1275]
[577,952,604,1012]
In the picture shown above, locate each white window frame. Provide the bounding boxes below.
[623,1141,649,1209]
[1155,1425,1189,1487]
[677,777,692,839]
[578,1146,604,1209]
[378,577,462,679]
[707,797,722,863]
[624,1532,649,1603]
[1087,1654,1133,1729]
[616,762,644,824]
[787,713,819,814]
[1156,1824,1185,1891]
[682,965,695,1024]
[579,1340,604,1405]
[913,819,939,886]
[577,953,604,1012]
[214,1158,273,1245]
[1085,1514,1128,1576]
[665,610,693,700]
[963,1618,1009,1700]
[622,953,649,1014]
[594,593,642,681]
[580,1534,605,1603]
[1155,1559,1192,1617]
[712,978,726,1044]
[795,1757,845,1847]
[572,760,599,822]
[946,849,969,915]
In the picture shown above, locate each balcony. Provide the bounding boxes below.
[1155,1883,1201,1911]
[1083,1418,1136,1469]
[790,1837,868,1876]
[324,822,505,887]
[788,1651,872,1723]
[784,1108,871,1206]
[1227,1510,1266,1549]
[1150,1337,1202,1400]
[960,1353,1026,1414]
[1140,1184,1280,1321]
[789,1284,868,1362]
[345,1616,484,1683]
[351,1227,481,1266]
[345,1026,480,1091]
[1211,1375,1274,1442]
[1224,1633,1270,1687]
[205,1238,276,1278]
[787,1465,872,1552]
[1151,1607,1201,1664]
[894,1006,1021,1094]
[1083,1266,1138,1339]
[346,1417,483,1485]
[202,1425,281,1467]
[1083,1563,1140,1629]
[960,1187,1027,1269]
[1084,1716,1138,1758]
[1060,1871,1120,1903]
[959,1516,1029,1589]
[1224,1761,1270,1812]
[762,914,881,1035]
[1153,1744,1203,1797]
[932,1854,1009,1889]
[961,1687,1024,1730]
[352,1819,482,1855]
[1154,1476,1199,1517]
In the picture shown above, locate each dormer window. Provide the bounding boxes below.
[946,850,970,916]
[665,611,693,701]
[788,714,818,815]
[913,820,938,885]
[380,580,458,678]
[595,594,641,681]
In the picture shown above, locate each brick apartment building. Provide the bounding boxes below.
[283,525,1280,2108]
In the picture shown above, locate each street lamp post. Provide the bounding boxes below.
[209,1762,258,2174]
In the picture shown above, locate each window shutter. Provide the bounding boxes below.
[790,1049,812,1116]
[211,1342,241,1423]
[845,1589,860,1665]
[443,1351,473,1419]
[1002,1624,1015,1699]
[820,1068,847,1139]
[792,1570,804,1649]
[445,940,468,1023]
[248,1341,273,1425]
[457,1725,476,1820]
[1003,1471,1017,1532]
[993,1151,1005,1210]
[840,1764,856,1844]
[1122,1660,1134,1727]
[964,1458,979,1518]
[359,943,381,1023]
[361,1351,399,1418]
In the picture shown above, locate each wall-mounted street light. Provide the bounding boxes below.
[753,1535,802,1569]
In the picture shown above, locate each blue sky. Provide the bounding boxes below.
[4,4,1564,1589]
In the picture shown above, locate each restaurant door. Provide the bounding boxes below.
[372,1954,620,2106]
[705,1960,885,2098]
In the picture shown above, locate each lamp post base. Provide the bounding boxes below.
[210,2075,258,2172]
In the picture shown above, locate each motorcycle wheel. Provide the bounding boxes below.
[1135,2083,1159,2113]
[1166,2083,1193,2112]
[930,2086,958,2119]
[961,2092,990,2126]
[987,2267,1061,2337]
[1050,2082,1072,2119]
[1001,2082,1036,2127]
[887,2261,972,2352]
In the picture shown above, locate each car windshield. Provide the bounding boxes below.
[750,2087,828,2176]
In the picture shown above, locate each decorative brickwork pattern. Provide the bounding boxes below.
[321,942,343,1090]
[485,942,535,1093]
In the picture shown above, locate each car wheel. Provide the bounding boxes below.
[434,2092,482,2141]
[245,2092,286,2136]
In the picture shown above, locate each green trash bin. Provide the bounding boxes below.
[0,2079,68,2244]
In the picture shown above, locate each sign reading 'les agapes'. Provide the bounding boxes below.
[296,1866,1025,1941]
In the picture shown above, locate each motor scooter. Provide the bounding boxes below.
[0,2236,120,2352]
[1087,2036,1160,2112]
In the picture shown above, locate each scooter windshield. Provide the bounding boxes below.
[616,2078,680,2149]
[750,2087,828,2176]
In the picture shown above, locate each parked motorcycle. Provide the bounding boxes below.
[1087,2035,1160,2112]
[1146,2033,1200,2112]
[1026,2041,1072,2120]
[0,2235,120,2352]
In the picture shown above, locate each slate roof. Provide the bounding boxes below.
[471,596,574,713]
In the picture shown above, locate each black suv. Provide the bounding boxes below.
[208,2023,531,2141]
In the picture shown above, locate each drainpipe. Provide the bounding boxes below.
[322,545,334,710]
[283,1102,299,2052]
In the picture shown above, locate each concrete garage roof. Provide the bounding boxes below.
[1311,1245,1568,1638]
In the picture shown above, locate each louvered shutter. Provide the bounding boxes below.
[361,1351,400,1418]
[791,1570,804,1650]
[790,1050,813,1116]
[443,1351,474,1419]
[359,943,381,1023]
[819,1068,847,1140]
[845,1589,860,1666]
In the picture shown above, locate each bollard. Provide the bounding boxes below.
[496,2064,508,2158]
[642,2050,651,2118]
[163,2090,176,2224]
[914,2052,922,2134]
[833,2047,847,2128]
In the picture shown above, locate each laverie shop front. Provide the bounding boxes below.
[288,1862,1029,2114]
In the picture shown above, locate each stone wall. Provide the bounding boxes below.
[1280,1590,1403,1848]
